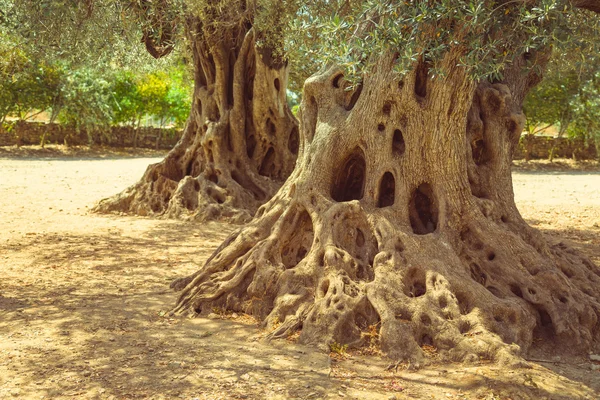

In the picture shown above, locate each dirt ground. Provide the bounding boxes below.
[1,145,600,400]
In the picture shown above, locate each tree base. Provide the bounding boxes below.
[169,63,600,363]
[170,184,600,363]
[92,149,274,224]
[94,27,298,223]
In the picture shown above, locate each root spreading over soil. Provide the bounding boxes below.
[171,57,600,364]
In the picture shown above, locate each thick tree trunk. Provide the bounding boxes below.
[171,51,600,363]
[94,18,298,223]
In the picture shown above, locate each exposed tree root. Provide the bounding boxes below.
[171,55,600,363]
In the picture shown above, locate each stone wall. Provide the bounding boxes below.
[0,121,182,149]
[514,135,598,160]
[1,122,597,160]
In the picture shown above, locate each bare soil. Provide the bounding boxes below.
[1,148,599,400]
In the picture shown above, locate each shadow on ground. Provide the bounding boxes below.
[1,221,599,399]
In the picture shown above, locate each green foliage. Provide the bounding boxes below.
[523,67,579,135]
[111,67,192,128]
[566,71,600,146]
[57,67,114,131]
[111,71,144,126]
[524,16,600,146]
[293,0,600,84]
[0,42,60,124]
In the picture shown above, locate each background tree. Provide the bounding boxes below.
[172,0,600,364]
[0,43,60,125]
[57,67,114,140]
[523,30,600,160]
[4,0,300,222]
[94,0,300,222]
[567,71,600,159]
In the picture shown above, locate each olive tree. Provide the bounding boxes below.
[171,0,600,363]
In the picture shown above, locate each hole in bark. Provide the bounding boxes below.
[409,183,438,235]
[404,268,427,298]
[320,279,330,296]
[377,123,385,132]
[494,313,503,323]
[356,229,365,247]
[193,180,200,191]
[331,148,366,202]
[559,296,568,304]
[420,314,432,325]
[246,134,256,158]
[274,78,280,91]
[266,118,277,136]
[297,248,307,262]
[377,172,395,208]
[411,283,427,297]
[354,313,368,330]
[510,284,523,298]
[501,215,508,223]
[185,160,194,177]
[224,125,233,152]
[392,129,405,156]
[420,334,433,346]
[487,286,504,298]
[207,188,225,204]
[398,80,404,90]
[247,77,254,100]
[345,83,363,111]
[455,291,472,315]
[206,170,218,183]
[438,296,448,308]
[357,263,374,282]
[459,321,472,334]
[395,240,405,253]
[487,251,496,261]
[533,305,554,339]
[332,74,343,88]
[259,147,276,177]
[288,126,299,155]
[507,119,518,135]
[281,210,313,269]
[382,101,392,115]
[471,139,490,166]
[469,263,487,286]
[414,58,430,99]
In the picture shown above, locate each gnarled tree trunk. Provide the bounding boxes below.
[170,51,600,363]
[94,17,298,223]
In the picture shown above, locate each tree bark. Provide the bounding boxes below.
[171,50,600,363]
[94,17,298,223]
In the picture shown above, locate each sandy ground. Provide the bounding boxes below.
[1,147,600,400]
